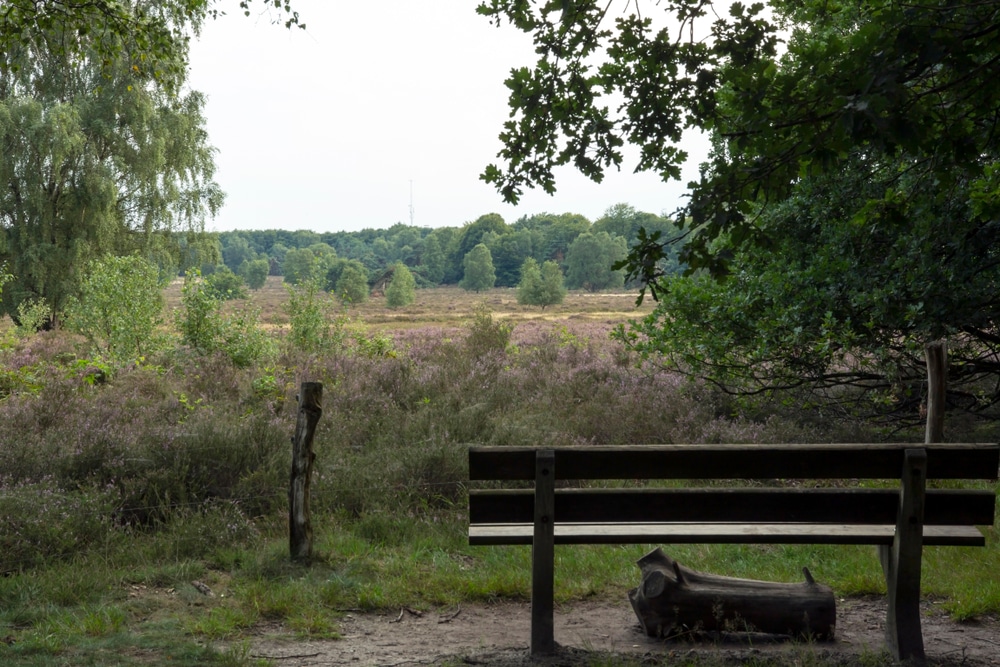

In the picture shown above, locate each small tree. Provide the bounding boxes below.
[518,258,567,309]
[461,243,496,292]
[335,263,370,305]
[240,258,270,290]
[68,256,164,362]
[386,263,416,308]
[517,257,543,306]
[539,260,567,308]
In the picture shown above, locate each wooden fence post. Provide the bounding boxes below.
[290,382,323,562]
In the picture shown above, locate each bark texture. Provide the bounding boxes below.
[629,548,835,640]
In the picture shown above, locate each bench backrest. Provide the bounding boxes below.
[469,443,1000,481]
[468,444,999,542]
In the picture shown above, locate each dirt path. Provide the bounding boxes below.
[244,597,1000,666]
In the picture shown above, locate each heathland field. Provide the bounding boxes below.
[0,278,997,666]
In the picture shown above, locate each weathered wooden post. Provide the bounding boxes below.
[289,382,323,562]
[925,341,947,444]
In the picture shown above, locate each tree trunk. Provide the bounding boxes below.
[629,548,835,640]
[925,340,947,444]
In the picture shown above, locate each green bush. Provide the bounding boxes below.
[385,263,416,308]
[240,258,270,290]
[176,269,273,367]
[67,255,165,362]
[464,303,513,357]
[284,279,346,353]
[204,266,249,301]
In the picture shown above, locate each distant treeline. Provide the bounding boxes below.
[208,204,686,291]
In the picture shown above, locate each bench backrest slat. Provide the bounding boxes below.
[469,488,997,526]
[469,444,1000,481]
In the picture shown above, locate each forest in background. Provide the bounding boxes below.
[208,204,685,292]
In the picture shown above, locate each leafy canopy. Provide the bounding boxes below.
[478,0,1000,279]
[0,1,303,92]
[482,1,1000,420]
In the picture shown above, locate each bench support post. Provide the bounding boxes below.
[879,448,927,664]
[531,449,556,655]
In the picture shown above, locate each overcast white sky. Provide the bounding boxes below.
[187,0,705,234]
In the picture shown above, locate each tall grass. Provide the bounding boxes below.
[0,287,997,664]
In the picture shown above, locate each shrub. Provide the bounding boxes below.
[240,258,270,290]
[385,263,416,308]
[67,255,164,362]
[284,279,346,353]
[465,303,513,358]
[204,266,249,301]
[460,243,496,292]
[176,269,273,367]
[15,298,52,339]
[335,263,370,305]
[176,269,224,353]
[0,478,115,572]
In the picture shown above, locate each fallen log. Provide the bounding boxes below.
[629,548,835,640]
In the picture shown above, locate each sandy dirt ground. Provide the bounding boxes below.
[243,596,1000,666]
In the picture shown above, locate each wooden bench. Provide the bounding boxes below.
[468,443,999,661]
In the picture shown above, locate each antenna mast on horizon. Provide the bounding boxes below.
[409,180,415,226]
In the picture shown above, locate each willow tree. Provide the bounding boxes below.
[0,5,223,325]
[0,1,302,91]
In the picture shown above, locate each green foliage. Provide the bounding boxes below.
[481,0,1000,278]
[204,266,249,301]
[450,213,509,283]
[565,231,626,291]
[460,244,496,292]
[14,298,52,338]
[335,263,370,306]
[0,2,304,97]
[282,247,321,285]
[517,258,566,309]
[177,269,224,354]
[240,258,270,290]
[618,156,1000,421]
[67,256,165,362]
[481,0,1000,416]
[0,17,223,324]
[385,263,416,309]
[177,269,272,367]
[284,279,346,353]
[464,303,513,357]
[418,233,446,284]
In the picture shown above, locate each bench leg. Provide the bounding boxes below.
[879,448,927,664]
[531,449,556,655]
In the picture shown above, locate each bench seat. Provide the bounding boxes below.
[470,522,987,546]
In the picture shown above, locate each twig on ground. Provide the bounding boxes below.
[438,606,462,624]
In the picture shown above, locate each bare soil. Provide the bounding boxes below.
[245,596,1000,666]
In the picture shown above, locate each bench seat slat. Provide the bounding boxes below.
[469,488,997,526]
[469,523,987,547]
